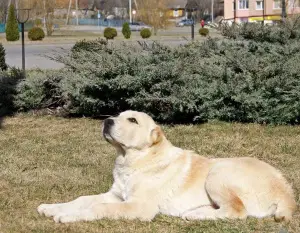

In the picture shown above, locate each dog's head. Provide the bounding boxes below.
[102,110,164,151]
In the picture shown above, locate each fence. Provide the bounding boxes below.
[0,22,34,33]
[0,19,127,33]
[0,24,4,33]
[69,18,127,27]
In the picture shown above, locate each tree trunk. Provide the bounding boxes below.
[46,12,54,36]
[134,0,138,10]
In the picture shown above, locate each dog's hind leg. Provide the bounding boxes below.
[183,177,248,220]
[182,199,247,221]
[182,205,221,220]
[182,187,247,220]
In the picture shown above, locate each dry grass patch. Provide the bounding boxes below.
[0,115,299,233]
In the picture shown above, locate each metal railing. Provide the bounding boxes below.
[0,24,4,33]
[69,18,128,27]
[0,19,129,33]
[0,22,34,33]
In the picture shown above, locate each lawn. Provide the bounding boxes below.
[0,115,299,233]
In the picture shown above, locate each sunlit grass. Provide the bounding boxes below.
[0,115,299,233]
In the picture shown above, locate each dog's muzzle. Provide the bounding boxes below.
[103,118,114,135]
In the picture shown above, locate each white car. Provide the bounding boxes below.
[129,22,151,31]
[176,19,194,27]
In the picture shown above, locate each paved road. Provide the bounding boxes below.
[4,39,189,69]
[4,44,72,70]
[3,24,215,69]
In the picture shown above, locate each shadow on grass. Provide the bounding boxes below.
[0,68,24,129]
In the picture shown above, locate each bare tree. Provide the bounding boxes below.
[43,0,55,35]
[0,0,8,23]
[136,0,171,35]
[186,0,211,20]
[20,0,55,35]
[0,0,17,23]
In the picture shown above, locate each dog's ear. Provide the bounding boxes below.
[150,126,164,145]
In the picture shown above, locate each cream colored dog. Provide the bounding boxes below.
[37,110,297,223]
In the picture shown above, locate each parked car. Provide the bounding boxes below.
[176,19,194,27]
[129,22,151,31]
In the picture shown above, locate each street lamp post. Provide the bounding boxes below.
[191,8,196,40]
[97,10,101,29]
[72,11,78,26]
[129,0,132,23]
[282,0,287,22]
[132,10,136,22]
[262,0,265,25]
[191,15,194,40]
[185,1,197,40]
[211,0,214,23]
[16,8,30,76]
[233,0,236,23]
[75,0,79,25]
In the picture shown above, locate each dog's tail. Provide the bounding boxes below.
[274,185,297,222]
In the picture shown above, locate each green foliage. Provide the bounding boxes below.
[104,27,117,40]
[71,38,108,53]
[218,17,300,44]
[28,27,45,41]
[0,68,23,117]
[14,38,300,124]
[140,28,151,39]
[199,28,209,36]
[122,22,131,39]
[5,4,19,42]
[0,43,7,71]
[15,70,64,112]
[34,18,43,27]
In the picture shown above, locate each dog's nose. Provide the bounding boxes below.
[104,118,114,128]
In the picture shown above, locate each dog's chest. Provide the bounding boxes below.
[113,164,135,201]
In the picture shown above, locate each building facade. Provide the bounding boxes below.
[224,0,300,23]
[167,0,188,19]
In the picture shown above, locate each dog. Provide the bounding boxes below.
[37,110,297,223]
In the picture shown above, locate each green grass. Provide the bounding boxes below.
[0,115,299,233]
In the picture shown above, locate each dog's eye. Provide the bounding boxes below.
[128,118,138,124]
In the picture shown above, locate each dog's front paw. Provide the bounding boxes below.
[54,213,78,223]
[37,203,62,217]
[53,210,96,223]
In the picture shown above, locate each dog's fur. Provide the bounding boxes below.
[37,110,297,223]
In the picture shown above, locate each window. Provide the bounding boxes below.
[238,0,249,9]
[173,10,179,17]
[256,0,264,10]
[274,0,282,9]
